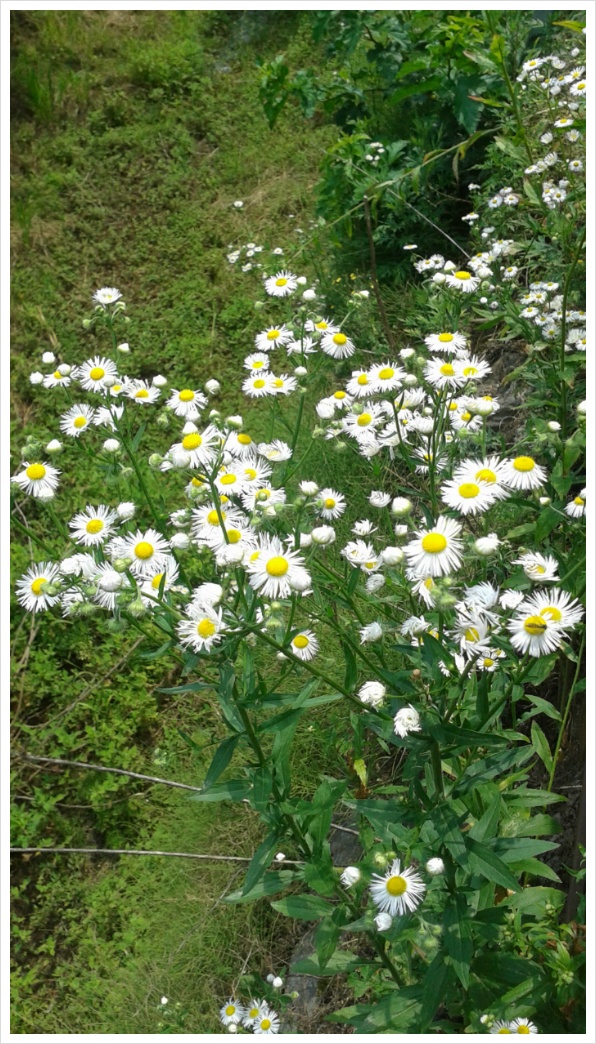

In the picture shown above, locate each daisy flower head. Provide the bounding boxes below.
[60,403,96,437]
[257,439,292,463]
[43,369,72,389]
[247,537,309,599]
[476,648,506,672]
[16,562,62,613]
[219,999,245,1027]
[565,488,586,518]
[226,430,257,457]
[341,866,361,887]
[254,325,293,352]
[490,1020,514,1034]
[453,457,510,501]
[342,403,384,440]
[520,588,584,631]
[13,461,60,499]
[454,355,492,382]
[445,270,480,292]
[166,387,208,420]
[290,630,319,661]
[514,551,559,583]
[93,287,122,306]
[213,467,249,498]
[178,604,225,653]
[341,539,376,567]
[110,528,171,579]
[502,456,547,491]
[173,424,221,469]
[360,621,383,643]
[317,488,346,520]
[74,356,118,393]
[253,1006,280,1035]
[370,858,425,917]
[125,380,161,405]
[508,605,563,657]
[242,1000,266,1029]
[358,681,386,707]
[69,504,117,546]
[440,478,497,515]
[394,705,422,738]
[321,330,356,359]
[369,362,405,393]
[424,331,468,355]
[369,490,391,508]
[509,1017,538,1034]
[424,358,467,390]
[264,270,297,297]
[240,482,286,513]
[267,372,297,396]
[346,369,375,398]
[305,316,339,337]
[243,373,272,398]
[404,516,463,578]
[243,352,270,372]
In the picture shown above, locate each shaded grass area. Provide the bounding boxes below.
[10,9,345,1034]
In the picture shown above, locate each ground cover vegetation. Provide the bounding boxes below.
[11,8,586,1035]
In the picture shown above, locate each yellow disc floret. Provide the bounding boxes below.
[386,875,407,896]
[182,433,202,451]
[179,389,195,402]
[26,464,46,480]
[293,635,309,649]
[134,541,154,560]
[523,615,547,636]
[422,533,448,553]
[266,556,289,577]
[86,519,104,534]
[513,456,535,472]
[197,619,216,639]
[31,577,47,596]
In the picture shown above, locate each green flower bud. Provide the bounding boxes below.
[112,557,133,573]
[128,597,146,618]
[148,453,164,469]
[120,467,134,480]
[156,413,170,429]
[82,318,91,330]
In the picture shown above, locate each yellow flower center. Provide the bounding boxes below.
[197,618,216,639]
[476,468,496,483]
[224,1004,235,1016]
[253,379,266,389]
[333,333,347,345]
[422,533,447,553]
[237,433,252,445]
[252,360,263,368]
[267,329,280,340]
[266,556,289,577]
[357,374,369,386]
[365,561,376,570]
[333,390,346,399]
[272,379,284,388]
[26,464,46,480]
[220,474,237,486]
[31,577,47,596]
[134,541,154,560]
[112,384,122,393]
[483,658,495,667]
[448,402,458,411]
[151,573,165,590]
[257,488,271,499]
[534,565,546,574]
[386,874,407,896]
[324,498,336,509]
[293,635,309,649]
[540,605,562,622]
[179,389,195,402]
[440,364,455,377]
[135,389,149,399]
[465,627,480,642]
[315,321,328,330]
[86,519,104,534]
[455,270,471,280]
[73,415,87,428]
[182,433,202,451]
[227,529,242,544]
[357,413,372,426]
[249,550,260,562]
[424,578,434,590]
[244,468,257,480]
[463,367,477,377]
[275,278,287,287]
[498,1030,512,1035]
[53,370,63,379]
[516,1028,530,1035]
[207,510,225,525]
[378,367,394,380]
[574,496,585,506]
[513,456,535,472]
[524,615,547,636]
[438,333,454,343]
[461,412,472,422]
[89,366,105,381]
[261,1019,272,1031]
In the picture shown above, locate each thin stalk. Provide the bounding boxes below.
[363,196,395,352]
[547,636,585,792]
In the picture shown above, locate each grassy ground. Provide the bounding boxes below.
[10,9,346,1034]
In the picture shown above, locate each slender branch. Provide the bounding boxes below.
[15,754,205,793]
[363,196,396,352]
[10,847,301,864]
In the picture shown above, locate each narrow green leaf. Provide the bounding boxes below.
[271,894,332,921]
[531,721,553,773]
[419,953,452,1031]
[465,837,521,892]
[290,951,362,977]
[224,870,298,904]
[315,916,340,970]
[202,734,241,791]
[242,833,278,896]
[443,894,472,988]
[190,780,250,803]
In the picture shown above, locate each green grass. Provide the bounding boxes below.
[10,9,343,1034]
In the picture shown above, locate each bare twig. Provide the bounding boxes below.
[362,196,396,352]
[10,847,301,864]
[15,753,205,793]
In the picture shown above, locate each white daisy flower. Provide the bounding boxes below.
[166,388,208,419]
[16,562,62,613]
[394,704,422,738]
[253,1006,280,1035]
[513,551,560,583]
[12,461,61,499]
[357,681,386,706]
[508,607,563,656]
[565,489,586,517]
[404,516,463,578]
[369,362,405,392]
[305,317,339,337]
[454,356,492,381]
[257,440,292,463]
[286,335,316,355]
[369,490,391,508]
[500,590,525,610]
[340,866,361,887]
[59,403,96,437]
[267,373,297,396]
[369,858,426,916]
[43,369,72,389]
[519,588,584,631]
[93,287,122,306]
[453,457,510,501]
[243,373,272,398]
[424,358,468,390]
[109,528,171,578]
[445,270,480,292]
[247,538,309,599]
[345,370,374,398]
[74,356,118,392]
[375,912,393,931]
[239,457,272,487]
[170,424,221,469]
[219,999,245,1027]
[440,478,497,515]
[360,621,383,643]
[178,604,225,653]
[490,1019,514,1034]
[226,431,257,457]
[424,331,467,355]
[139,560,180,603]
[240,482,286,513]
[342,404,384,439]
[243,353,270,372]
[264,270,297,297]
[509,1017,538,1034]
[125,380,162,405]
[254,326,293,352]
[341,539,376,567]
[69,505,117,546]
[502,456,547,490]
[476,649,506,672]
[321,330,356,359]
[192,503,246,541]
[213,467,249,497]
[353,519,376,536]
[242,1001,267,1029]
[93,404,124,431]
[290,630,318,661]
[317,488,346,520]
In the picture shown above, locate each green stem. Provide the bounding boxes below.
[547,635,585,792]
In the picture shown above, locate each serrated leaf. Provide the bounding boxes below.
[353,759,367,787]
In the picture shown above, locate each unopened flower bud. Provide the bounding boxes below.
[391,497,412,516]
[148,453,164,469]
[117,342,130,353]
[170,533,190,550]
[152,375,168,388]
[42,351,56,364]
[474,533,500,555]
[547,420,561,432]
[205,379,220,395]
[45,439,63,454]
[375,912,393,931]
[226,415,243,429]
[426,857,445,875]
[294,365,307,377]
[103,438,120,453]
[29,372,44,384]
